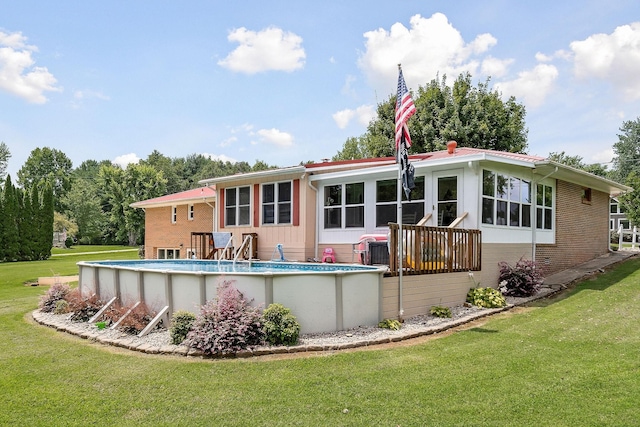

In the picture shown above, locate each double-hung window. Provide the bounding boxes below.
[225,186,251,226]
[375,177,425,226]
[323,182,364,229]
[171,206,177,224]
[262,181,292,225]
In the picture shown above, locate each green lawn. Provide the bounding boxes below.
[1,249,640,426]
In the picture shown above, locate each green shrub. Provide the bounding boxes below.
[54,299,69,314]
[466,287,506,309]
[378,318,402,330]
[261,303,300,346]
[39,283,71,313]
[170,310,196,345]
[430,305,452,318]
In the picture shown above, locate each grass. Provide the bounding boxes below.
[1,249,640,426]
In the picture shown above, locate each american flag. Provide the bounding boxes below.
[395,67,416,150]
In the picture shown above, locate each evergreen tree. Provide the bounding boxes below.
[2,176,19,261]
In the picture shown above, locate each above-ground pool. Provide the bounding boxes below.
[77,260,387,334]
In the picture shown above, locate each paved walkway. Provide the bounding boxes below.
[542,250,636,290]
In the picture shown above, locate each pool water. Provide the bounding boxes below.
[90,259,382,274]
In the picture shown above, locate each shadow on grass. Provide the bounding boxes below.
[468,327,499,334]
[525,255,640,309]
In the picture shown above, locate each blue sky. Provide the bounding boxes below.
[2,1,640,180]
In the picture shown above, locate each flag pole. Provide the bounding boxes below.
[396,63,404,320]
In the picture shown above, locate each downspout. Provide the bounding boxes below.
[531,166,558,262]
[304,172,319,260]
[202,186,217,233]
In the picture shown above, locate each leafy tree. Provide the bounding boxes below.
[611,117,640,227]
[54,212,79,238]
[612,117,640,182]
[17,147,73,211]
[619,172,640,228]
[99,163,167,245]
[62,178,105,244]
[0,142,10,183]
[334,73,528,160]
[548,151,608,177]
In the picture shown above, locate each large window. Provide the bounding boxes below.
[375,177,425,226]
[324,182,364,229]
[225,186,251,226]
[262,181,292,225]
[536,184,553,230]
[482,170,531,227]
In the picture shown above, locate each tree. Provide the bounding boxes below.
[1,175,20,261]
[17,147,73,211]
[612,117,640,182]
[62,178,105,244]
[612,117,640,227]
[333,73,528,160]
[99,163,167,246]
[0,142,10,183]
[548,151,608,177]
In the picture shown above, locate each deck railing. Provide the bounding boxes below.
[387,223,481,276]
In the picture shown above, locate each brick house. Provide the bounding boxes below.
[132,146,629,319]
[130,186,216,260]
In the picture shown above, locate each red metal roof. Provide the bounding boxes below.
[131,186,216,208]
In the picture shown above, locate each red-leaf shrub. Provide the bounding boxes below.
[186,281,264,355]
[65,288,103,322]
[498,258,544,297]
[38,283,71,313]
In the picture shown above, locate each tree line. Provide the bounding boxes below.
[0,146,277,250]
[2,72,640,257]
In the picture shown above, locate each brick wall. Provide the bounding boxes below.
[144,203,214,259]
[536,180,609,275]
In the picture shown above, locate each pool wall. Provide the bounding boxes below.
[77,261,385,334]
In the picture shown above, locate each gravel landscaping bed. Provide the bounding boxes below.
[32,286,557,358]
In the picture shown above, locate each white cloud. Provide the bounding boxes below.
[113,153,140,168]
[494,63,558,108]
[0,30,61,104]
[253,128,294,147]
[570,22,640,100]
[357,13,503,92]
[218,26,305,74]
[333,104,376,129]
[480,56,513,78]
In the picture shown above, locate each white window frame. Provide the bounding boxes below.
[188,204,194,221]
[225,186,251,227]
[262,181,292,225]
[375,176,425,226]
[323,182,365,230]
[157,248,180,259]
[171,206,177,224]
[482,170,532,228]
